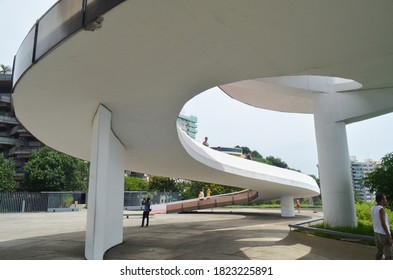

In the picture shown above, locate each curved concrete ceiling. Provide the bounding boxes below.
[12,1,393,199]
[220,76,364,114]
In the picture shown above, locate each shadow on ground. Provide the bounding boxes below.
[0,210,375,260]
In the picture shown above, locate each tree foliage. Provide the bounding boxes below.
[181,180,242,200]
[363,152,393,209]
[236,145,289,168]
[0,64,12,75]
[124,174,241,200]
[265,156,288,169]
[124,176,148,191]
[148,176,182,192]
[24,147,89,192]
[0,154,17,192]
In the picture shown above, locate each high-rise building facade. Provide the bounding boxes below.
[0,74,44,184]
[350,156,380,202]
[177,114,197,139]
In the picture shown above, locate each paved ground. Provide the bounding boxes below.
[0,208,375,260]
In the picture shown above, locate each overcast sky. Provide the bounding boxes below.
[2,0,392,177]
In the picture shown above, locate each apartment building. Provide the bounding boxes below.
[350,156,380,202]
[0,74,44,183]
[177,114,198,139]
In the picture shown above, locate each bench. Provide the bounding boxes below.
[123,213,154,219]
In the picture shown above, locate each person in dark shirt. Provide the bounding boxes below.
[203,136,209,147]
[141,197,151,227]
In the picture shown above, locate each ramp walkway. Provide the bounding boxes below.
[151,189,258,214]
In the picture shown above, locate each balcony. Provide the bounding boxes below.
[0,136,23,146]
[0,115,18,125]
[8,147,40,158]
[10,126,33,137]
[0,94,11,105]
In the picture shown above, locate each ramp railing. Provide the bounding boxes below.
[160,189,258,214]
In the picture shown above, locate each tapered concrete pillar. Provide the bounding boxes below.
[280,196,295,217]
[85,105,125,260]
[313,90,357,228]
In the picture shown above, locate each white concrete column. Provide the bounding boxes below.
[313,90,357,228]
[85,105,125,260]
[280,196,295,217]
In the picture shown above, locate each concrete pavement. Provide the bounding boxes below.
[0,208,375,260]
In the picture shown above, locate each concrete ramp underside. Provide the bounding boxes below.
[12,2,392,203]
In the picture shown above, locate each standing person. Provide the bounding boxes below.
[199,190,204,200]
[206,188,212,198]
[246,152,253,160]
[371,194,392,259]
[141,197,151,227]
[203,136,209,147]
[296,199,300,213]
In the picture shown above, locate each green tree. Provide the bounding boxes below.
[148,176,181,192]
[252,156,270,164]
[363,152,393,209]
[265,156,288,169]
[251,150,262,158]
[24,147,89,192]
[181,180,242,200]
[0,64,11,75]
[236,145,262,159]
[236,145,251,155]
[0,154,17,192]
[236,145,269,163]
[236,145,289,169]
[124,176,148,191]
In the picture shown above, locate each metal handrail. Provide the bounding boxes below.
[12,0,126,90]
[166,189,259,213]
[288,218,375,242]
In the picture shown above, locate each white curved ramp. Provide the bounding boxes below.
[177,126,319,201]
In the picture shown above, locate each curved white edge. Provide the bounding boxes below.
[219,76,363,114]
[177,126,320,197]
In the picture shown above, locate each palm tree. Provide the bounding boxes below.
[0,64,12,75]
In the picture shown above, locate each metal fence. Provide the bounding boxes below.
[0,192,49,213]
[123,191,182,210]
[0,191,181,213]
[43,192,86,212]
[0,192,86,213]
